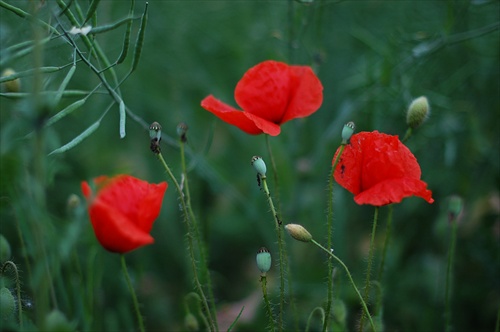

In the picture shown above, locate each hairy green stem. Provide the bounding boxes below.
[359,207,379,332]
[156,152,216,332]
[261,176,285,332]
[260,274,276,331]
[377,204,393,283]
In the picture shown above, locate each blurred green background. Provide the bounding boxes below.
[1,0,499,331]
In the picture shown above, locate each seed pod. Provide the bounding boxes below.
[256,247,272,273]
[251,156,267,177]
[341,121,355,144]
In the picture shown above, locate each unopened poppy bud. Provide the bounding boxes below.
[0,234,12,262]
[184,312,199,331]
[149,122,162,141]
[285,224,312,242]
[177,122,188,142]
[251,156,267,177]
[332,299,347,325]
[448,195,463,222]
[406,96,430,129]
[0,287,15,320]
[256,247,272,273]
[341,121,355,144]
[1,68,21,92]
[43,310,74,332]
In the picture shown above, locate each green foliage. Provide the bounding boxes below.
[0,0,499,331]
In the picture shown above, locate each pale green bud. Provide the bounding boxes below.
[448,195,463,222]
[406,96,430,129]
[0,287,15,320]
[251,156,267,177]
[285,224,312,242]
[341,121,355,144]
[43,309,74,332]
[256,247,272,273]
[184,312,199,331]
[1,68,21,93]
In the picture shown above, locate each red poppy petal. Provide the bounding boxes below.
[234,61,292,124]
[333,139,363,195]
[81,181,92,199]
[136,182,168,232]
[354,178,434,206]
[89,199,154,253]
[281,65,323,123]
[244,112,281,136]
[201,95,263,135]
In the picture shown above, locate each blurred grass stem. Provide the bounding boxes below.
[120,255,145,332]
[444,217,458,332]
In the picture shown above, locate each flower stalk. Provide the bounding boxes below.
[120,255,145,332]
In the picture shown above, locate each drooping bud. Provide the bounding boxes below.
[149,122,162,154]
[177,122,188,143]
[285,224,312,242]
[184,312,199,331]
[0,234,11,262]
[447,195,463,223]
[406,96,430,129]
[1,68,21,93]
[251,156,267,177]
[341,121,355,144]
[0,287,15,320]
[256,247,272,274]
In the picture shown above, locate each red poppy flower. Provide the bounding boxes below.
[333,131,434,206]
[201,60,323,136]
[81,175,168,253]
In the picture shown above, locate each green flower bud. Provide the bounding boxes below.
[1,68,21,93]
[341,121,355,144]
[177,122,188,143]
[0,234,11,262]
[251,156,267,177]
[406,96,430,129]
[149,122,162,141]
[184,312,199,331]
[448,195,463,222]
[0,287,15,320]
[256,247,272,274]
[43,309,74,332]
[285,224,312,242]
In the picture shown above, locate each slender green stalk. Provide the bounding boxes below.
[260,274,276,331]
[156,152,216,332]
[377,204,393,282]
[359,207,379,332]
[310,239,376,332]
[323,144,346,331]
[261,176,285,332]
[120,255,145,332]
[265,135,280,210]
[444,219,458,332]
[306,307,325,332]
[402,127,412,143]
[179,138,218,330]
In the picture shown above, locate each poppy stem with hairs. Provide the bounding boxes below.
[260,274,275,331]
[377,204,394,283]
[309,239,377,332]
[178,130,219,331]
[323,143,346,332]
[260,175,286,332]
[155,152,217,332]
[120,255,145,332]
[359,207,379,332]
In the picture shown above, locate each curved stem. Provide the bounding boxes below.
[1,261,23,329]
[120,255,145,332]
[310,239,376,332]
[156,152,216,332]
[359,207,379,332]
